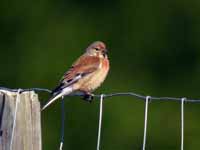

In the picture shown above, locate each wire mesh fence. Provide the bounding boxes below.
[0,87,200,150]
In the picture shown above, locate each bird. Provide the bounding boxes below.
[42,41,110,110]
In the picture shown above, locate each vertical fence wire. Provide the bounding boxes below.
[59,97,65,150]
[10,89,21,150]
[96,94,104,150]
[181,98,185,150]
[142,96,150,150]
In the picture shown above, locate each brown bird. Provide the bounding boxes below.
[42,41,110,110]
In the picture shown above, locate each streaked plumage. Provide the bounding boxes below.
[42,41,109,110]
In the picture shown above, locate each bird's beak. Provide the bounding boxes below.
[104,49,108,54]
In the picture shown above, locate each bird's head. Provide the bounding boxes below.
[86,41,108,58]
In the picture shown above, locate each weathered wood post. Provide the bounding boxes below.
[0,90,41,150]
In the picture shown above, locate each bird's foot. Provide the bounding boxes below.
[82,92,94,103]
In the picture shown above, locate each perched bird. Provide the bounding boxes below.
[42,41,110,110]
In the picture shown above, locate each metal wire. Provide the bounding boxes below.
[1,87,200,150]
[59,96,65,150]
[0,87,200,103]
[181,98,185,150]
[10,89,21,150]
[97,94,104,150]
[142,96,150,150]
[0,87,51,93]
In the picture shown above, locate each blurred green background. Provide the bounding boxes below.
[1,0,200,149]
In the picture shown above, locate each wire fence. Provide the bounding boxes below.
[1,87,200,150]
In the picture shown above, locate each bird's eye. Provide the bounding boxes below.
[94,47,100,51]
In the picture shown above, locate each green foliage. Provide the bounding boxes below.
[1,0,200,149]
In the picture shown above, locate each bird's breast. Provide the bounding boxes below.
[74,58,109,92]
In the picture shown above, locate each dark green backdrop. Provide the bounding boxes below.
[1,0,200,149]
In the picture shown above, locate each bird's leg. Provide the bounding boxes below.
[82,91,94,103]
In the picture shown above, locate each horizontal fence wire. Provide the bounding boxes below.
[1,87,200,103]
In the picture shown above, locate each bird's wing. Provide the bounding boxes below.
[51,55,100,94]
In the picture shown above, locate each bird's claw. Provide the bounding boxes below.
[83,93,94,103]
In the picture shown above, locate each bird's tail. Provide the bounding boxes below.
[41,87,73,111]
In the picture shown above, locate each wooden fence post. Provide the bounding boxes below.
[0,90,41,150]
